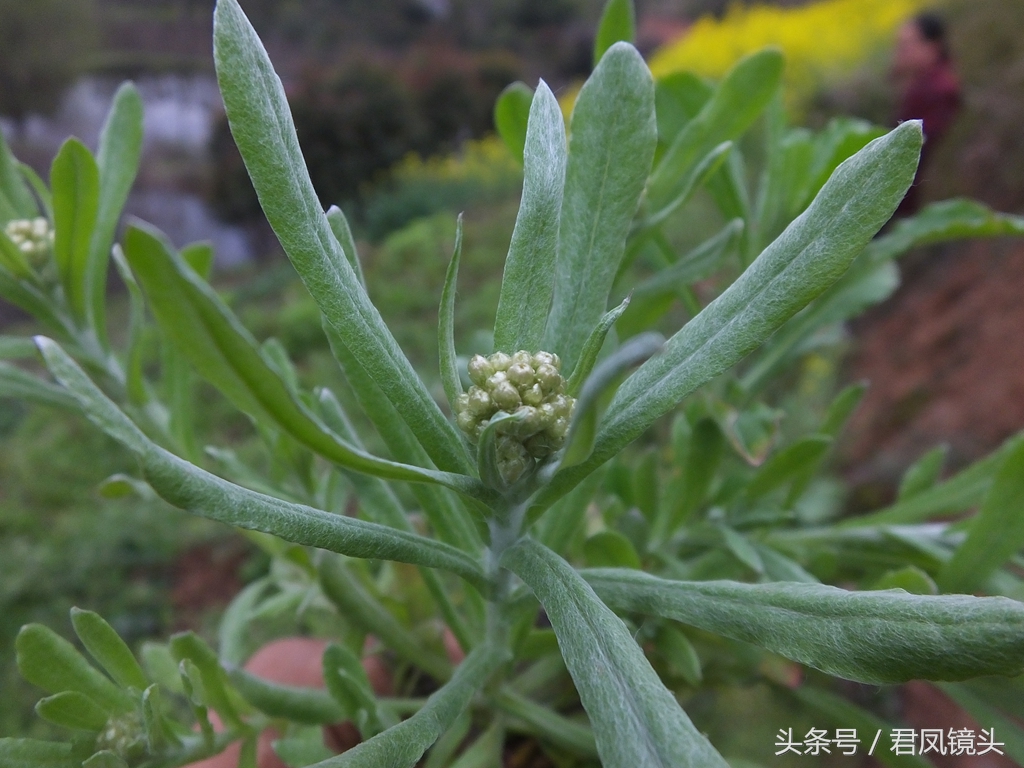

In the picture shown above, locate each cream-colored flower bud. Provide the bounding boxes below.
[551,394,573,416]
[532,351,560,371]
[485,370,508,390]
[496,435,530,484]
[456,349,577,484]
[491,381,521,410]
[522,383,544,406]
[511,350,532,367]
[456,410,478,433]
[5,216,54,268]
[506,361,534,388]
[549,415,570,440]
[535,363,561,394]
[467,354,493,386]
[466,386,492,416]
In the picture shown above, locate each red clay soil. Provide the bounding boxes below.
[843,237,1024,491]
[898,682,1017,768]
[170,538,249,631]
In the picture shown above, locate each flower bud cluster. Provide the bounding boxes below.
[455,350,575,484]
[4,217,54,267]
[96,711,147,762]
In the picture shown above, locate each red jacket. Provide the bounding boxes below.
[895,60,962,215]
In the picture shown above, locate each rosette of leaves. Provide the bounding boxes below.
[2,0,1024,767]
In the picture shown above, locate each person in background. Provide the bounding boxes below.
[891,11,962,216]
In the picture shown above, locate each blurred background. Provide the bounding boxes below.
[1,0,1023,760]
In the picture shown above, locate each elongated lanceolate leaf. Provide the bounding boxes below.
[213,0,470,475]
[0,132,37,223]
[648,50,783,216]
[319,557,452,681]
[501,538,730,768]
[842,433,1023,528]
[228,668,344,725]
[34,337,490,593]
[35,691,109,731]
[866,198,1024,266]
[543,43,656,371]
[583,569,1024,684]
[493,81,566,353]
[326,205,365,289]
[536,122,923,512]
[18,163,53,220]
[314,646,506,768]
[71,608,149,691]
[51,139,100,322]
[16,624,133,715]
[439,215,464,411]
[493,82,533,164]
[0,362,79,410]
[0,266,74,336]
[594,0,635,65]
[323,326,485,551]
[89,83,143,343]
[630,218,743,299]
[121,223,487,501]
[939,436,1024,593]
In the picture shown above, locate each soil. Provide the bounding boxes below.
[169,537,250,631]
[842,237,1024,499]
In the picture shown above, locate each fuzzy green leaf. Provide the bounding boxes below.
[537,122,923,511]
[844,433,1022,528]
[319,557,452,681]
[744,435,832,499]
[897,445,948,501]
[169,632,241,727]
[326,205,365,289]
[648,49,783,214]
[213,0,470,475]
[121,223,485,499]
[939,436,1024,593]
[0,266,73,335]
[439,214,464,411]
[594,0,635,65]
[312,646,506,768]
[51,138,100,322]
[867,198,1024,266]
[502,538,730,768]
[630,219,743,300]
[543,43,656,371]
[228,668,344,725]
[584,569,1024,684]
[0,132,37,223]
[493,82,533,164]
[34,337,490,593]
[34,691,109,731]
[494,81,566,353]
[0,362,79,410]
[16,624,133,715]
[89,82,143,343]
[71,608,149,691]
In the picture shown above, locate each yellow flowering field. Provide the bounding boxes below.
[388,135,521,190]
[650,0,931,107]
